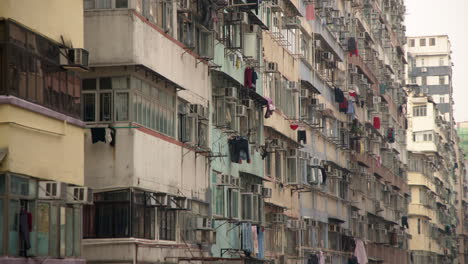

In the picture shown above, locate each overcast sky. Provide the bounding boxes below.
[405,0,468,123]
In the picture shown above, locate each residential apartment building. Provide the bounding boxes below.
[407,35,453,122]
[406,91,460,263]
[78,0,413,263]
[81,0,214,263]
[0,0,88,263]
[457,122,468,264]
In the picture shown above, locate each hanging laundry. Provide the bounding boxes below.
[110,127,116,147]
[258,228,265,259]
[319,251,325,264]
[349,91,357,98]
[228,137,251,164]
[306,4,316,21]
[402,216,409,229]
[247,0,259,14]
[388,128,395,143]
[354,239,368,264]
[298,130,307,144]
[373,117,381,129]
[320,167,327,184]
[252,225,259,255]
[91,128,106,144]
[348,37,358,57]
[19,208,32,256]
[348,256,358,264]
[347,100,355,116]
[308,255,319,264]
[335,87,344,103]
[252,70,258,88]
[244,67,253,88]
[264,97,275,118]
[339,97,348,113]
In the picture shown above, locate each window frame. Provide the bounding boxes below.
[419,38,426,47]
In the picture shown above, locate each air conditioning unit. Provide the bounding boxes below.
[242,99,255,109]
[195,217,213,230]
[288,82,299,92]
[190,104,205,118]
[217,174,231,185]
[225,12,244,22]
[223,87,237,101]
[317,103,325,111]
[315,40,322,48]
[349,65,358,74]
[251,184,263,195]
[351,211,358,219]
[358,32,365,39]
[230,177,241,188]
[373,96,381,104]
[262,187,272,198]
[265,62,279,73]
[305,218,318,227]
[174,197,192,210]
[288,148,297,158]
[287,219,299,229]
[323,52,333,61]
[236,105,247,117]
[39,181,66,200]
[66,186,93,204]
[272,213,286,223]
[383,185,389,192]
[155,193,171,207]
[60,48,89,70]
[300,88,309,98]
[421,67,427,72]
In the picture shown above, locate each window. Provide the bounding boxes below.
[420,38,426,46]
[115,0,128,8]
[439,57,445,66]
[413,105,427,117]
[275,152,282,181]
[158,208,176,241]
[410,77,417,84]
[429,38,436,46]
[420,58,425,66]
[421,76,427,86]
[439,76,445,85]
[440,97,445,103]
[413,131,434,142]
[418,218,421,234]
[83,77,129,122]
[409,39,415,47]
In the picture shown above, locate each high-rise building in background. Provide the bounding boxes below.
[0,0,88,263]
[457,121,468,264]
[407,35,454,123]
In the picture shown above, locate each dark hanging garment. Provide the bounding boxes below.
[320,168,327,184]
[339,97,348,113]
[348,256,358,264]
[298,130,307,144]
[19,210,31,250]
[252,70,258,87]
[244,67,253,88]
[110,127,116,147]
[402,216,409,229]
[247,0,259,14]
[308,255,319,264]
[335,88,344,103]
[228,137,251,164]
[348,37,357,51]
[91,128,106,144]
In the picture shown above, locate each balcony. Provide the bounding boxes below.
[307,17,345,62]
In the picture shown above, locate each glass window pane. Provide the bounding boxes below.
[0,174,5,194]
[60,207,66,257]
[100,92,112,121]
[116,0,128,8]
[83,93,96,122]
[0,200,3,255]
[66,207,73,257]
[37,203,50,256]
[73,208,81,256]
[95,0,112,9]
[115,92,129,121]
[8,200,19,256]
[99,77,112,90]
[10,175,29,196]
[83,79,96,90]
[50,205,58,257]
[112,77,128,89]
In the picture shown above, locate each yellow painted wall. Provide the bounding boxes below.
[0,105,84,185]
[0,0,84,47]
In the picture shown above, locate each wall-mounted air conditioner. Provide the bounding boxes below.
[39,181,66,200]
[66,186,93,204]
